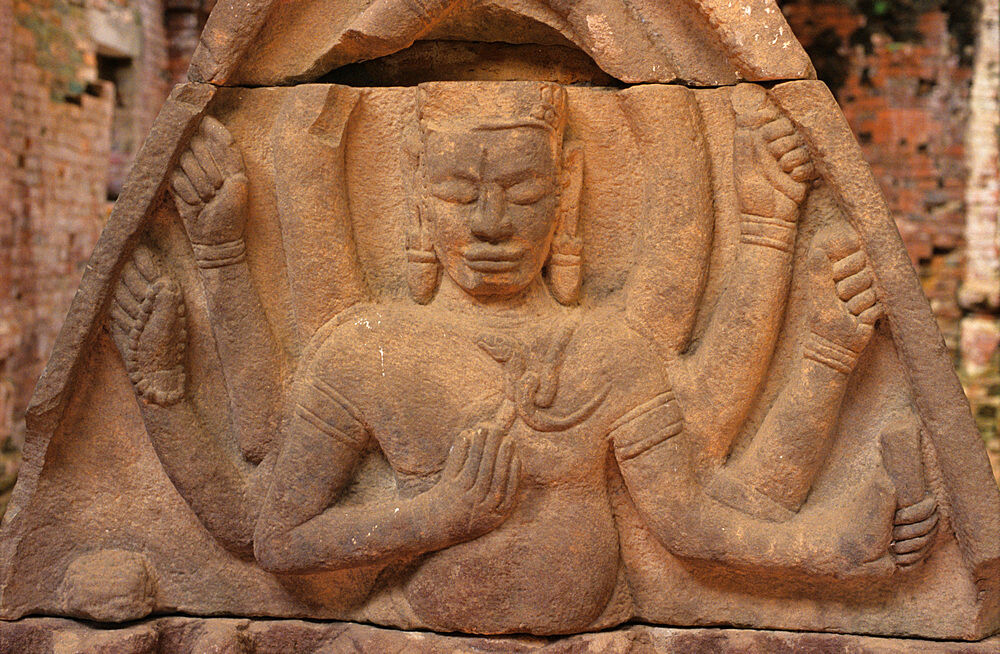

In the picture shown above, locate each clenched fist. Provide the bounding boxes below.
[732,84,816,223]
[808,223,883,355]
[171,116,248,246]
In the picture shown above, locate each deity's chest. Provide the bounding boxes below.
[364,314,632,483]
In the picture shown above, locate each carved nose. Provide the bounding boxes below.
[470,184,513,242]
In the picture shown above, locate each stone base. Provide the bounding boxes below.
[0,618,998,653]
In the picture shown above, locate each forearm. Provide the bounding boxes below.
[254,490,452,574]
[140,400,254,555]
[723,336,856,513]
[616,436,893,578]
[194,239,283,463]
[676,228,795,464]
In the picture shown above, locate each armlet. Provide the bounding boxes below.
[609,391,684,461]
[294,376,369,450]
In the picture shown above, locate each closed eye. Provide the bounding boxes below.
[430,180,478,204]
[506,179,552,205]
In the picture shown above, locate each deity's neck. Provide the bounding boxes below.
[433,274,564,328]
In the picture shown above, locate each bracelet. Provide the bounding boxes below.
[803,330,860,374]
[192,239,246,269]
[740,214,796,253]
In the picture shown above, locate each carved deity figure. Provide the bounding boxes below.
[100,81,940,634]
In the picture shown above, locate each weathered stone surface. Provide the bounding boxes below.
[1,618,999,654]
[188,0,816,86]
[1,0,998,645]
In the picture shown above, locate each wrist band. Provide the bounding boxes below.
[740,214,796,253]
[192,239,246,269]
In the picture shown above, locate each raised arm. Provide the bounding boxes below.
[719,220,883,513]
[715,220,939,565]
[170,117,283,464]
[673,84,816,466]
[611,221,938,576]
[608,387,900,578]
[108,246,256,556]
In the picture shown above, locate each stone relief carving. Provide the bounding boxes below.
[0,0,997,646]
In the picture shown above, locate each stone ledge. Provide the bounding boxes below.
[0,618,997,653]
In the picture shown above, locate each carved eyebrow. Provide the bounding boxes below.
[427,166,479,182]
[493,168,536,186]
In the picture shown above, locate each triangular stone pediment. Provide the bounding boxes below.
[1,0,997,646]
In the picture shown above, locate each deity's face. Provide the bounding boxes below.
[422,126,560,299]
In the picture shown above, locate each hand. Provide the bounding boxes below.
[890,494,939,568]
[426,404,521,543]
[808,223,883,354]
[732,84,816,222]
[108,246,187,405]
[170,116,248,245]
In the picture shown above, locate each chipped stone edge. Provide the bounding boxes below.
[0,83,217,615]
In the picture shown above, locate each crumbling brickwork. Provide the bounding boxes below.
[0,0,209,508]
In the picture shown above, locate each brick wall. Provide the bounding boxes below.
[782,2,971,338]
[0,0,205,507]
[0,0,18,492]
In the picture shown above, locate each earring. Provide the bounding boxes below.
[405,202,440,304]
[549,142,584,305]
[548,230,582,305]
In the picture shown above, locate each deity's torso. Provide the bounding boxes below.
[302,299,672,633]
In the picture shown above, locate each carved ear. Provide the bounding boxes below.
[405,200,440,304]
[549,142,584,305]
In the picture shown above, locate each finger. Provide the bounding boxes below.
[121,265,149,300]
[171,171,201,207]
[493,401,516,432]
[831,250,867,281]
[132,247,161,283]
[895,546,932,567]
[463,427,489,490]
[202,116,235,146]
[113,285,141,318]
[857,303,884,326]
[179,152,214,201]
[760,116,795,142]
[488,438,516,506]
[757,141,807,204]
[846,288,878,315]
[735,107,779,129]
[778,147,811,172]
[499,455,521,513]
[789,162,816,183]
[202,117,243,176]
[110,304,134,333]
[895,495,937,525]
[893,511,939,543]
[823,228,863,266]
[475,425,506,501]
[190,135,224,189]
[442,430,471,480]
[891,525,939,555]
[835,268,874,301]
[767,134,801,158]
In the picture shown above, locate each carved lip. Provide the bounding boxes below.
[463,244,523,272]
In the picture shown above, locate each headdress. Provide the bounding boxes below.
[416,81,568,138]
